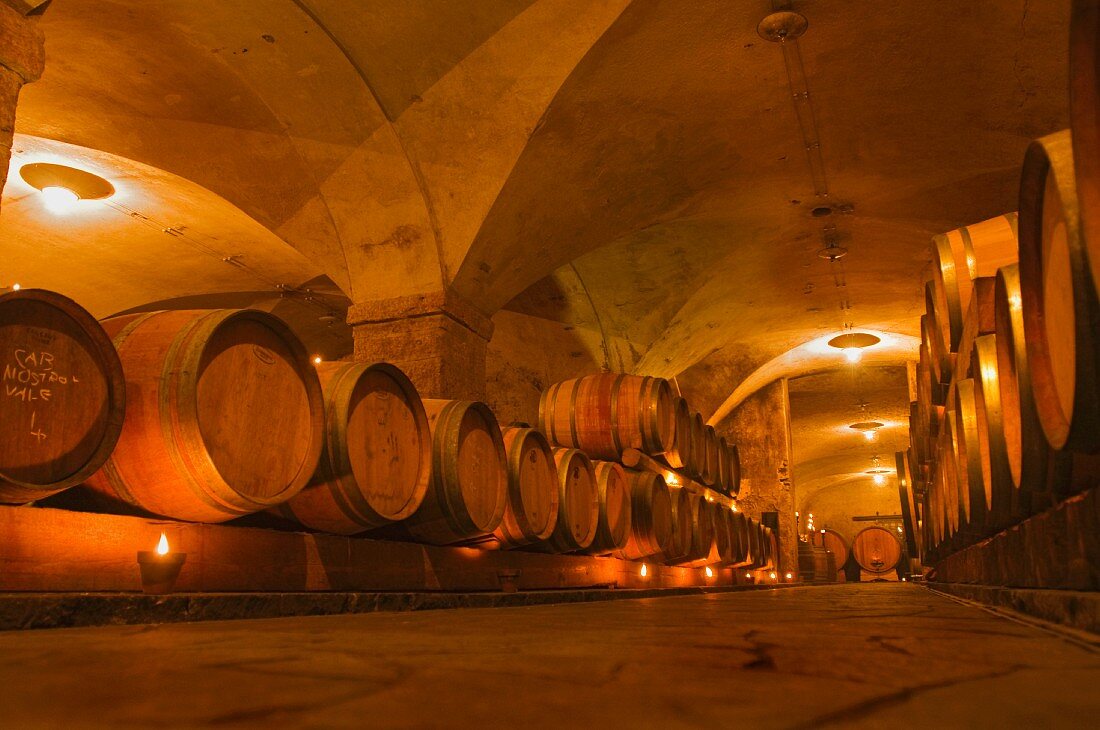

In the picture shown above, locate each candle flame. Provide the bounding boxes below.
[640,563,648,578]
[705,566,714,578]
[156,532,170,555]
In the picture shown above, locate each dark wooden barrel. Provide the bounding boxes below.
[1070,0,1100,301]
[994,264,1051,512]
[727,443,742,496]
[538,374,676,460]
[275,362,430,535]
[700,425,719,486]
[85,309,323,522]
[493,426,559,548]
[0,289,125,503]
[851,526,902,575]
[924,283,954,385]
[396,399,508,545]
[532,447,599,553]
[669,494,715,565]
[587,460,632,554]
[655,485,693,564]
[821,529,849,572]
[712,505,734,565]
[715,438,729,492]
[663,396,692,470]
[1018,129,1100,453]
[688,412,706,481]
[613,470,673,560]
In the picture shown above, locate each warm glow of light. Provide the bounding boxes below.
[11,283,20,291]
[731,505,738,513]
[41,185,80,214]
[640,563,648,578]
[863,429,877,442]
[902,577,907,582]
[897,525,903,533]
[156,532,169,556]
[312,355,323,365]
[666,475,680,487]
[745,572,752,579]
[873,473,886,486]
[705,566,714,578]
[843,346,863,364]
[769,572,776,580]
[785,572,793,580]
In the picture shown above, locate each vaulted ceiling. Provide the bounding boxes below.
[1,0,1072,504]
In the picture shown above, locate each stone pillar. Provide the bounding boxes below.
[0,2,45,206]
[717,378,798,576]
[347,290,494,401]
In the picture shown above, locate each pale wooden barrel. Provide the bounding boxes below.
[1070,0,1100,300]
[86,309,323,522]
[663,396,692,470]
[688,412,706,481]
[969,335,1020,532]
[0,289,125,503]
[613,469,673,560]
[851,526,902,574]
[993,264,1050,512]
[532,447,599,553]
[931,213,1019,353]
[951,379,991,540]
[894,452,920,555]
[397,399,508,545]
[1018,129,1100,453]
[924,283,954,385]
[538,374,676,460]
[275,362,430,535]
[494,426,559,548]
[587,460,632,553]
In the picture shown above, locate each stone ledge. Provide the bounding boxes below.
[927,582,1100,636]
[0,584,809,631]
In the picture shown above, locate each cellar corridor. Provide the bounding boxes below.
[1,584,1096,728]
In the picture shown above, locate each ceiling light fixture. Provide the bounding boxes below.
[849,421,884,441]
[828,332,880,364]
[19,162,115,215]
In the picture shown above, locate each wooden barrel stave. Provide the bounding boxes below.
[533,447,599,553]
[612,469,673,561]
[851,526,902,575]
[494,426,559,548]
[586,460,632,554]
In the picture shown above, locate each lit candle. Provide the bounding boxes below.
[136,531,187,594]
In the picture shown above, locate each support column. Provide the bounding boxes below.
[0,2,45,207]
[347,290,494,401]
[717,378,798,576]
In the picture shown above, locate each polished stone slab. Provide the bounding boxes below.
[0,583,1096,728]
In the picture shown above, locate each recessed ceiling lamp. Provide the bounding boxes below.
[19,162,115,215]
[849,421,884,441]
[828,332,880,364]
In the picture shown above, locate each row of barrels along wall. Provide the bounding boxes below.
[538,374,742,496]
[906,127,1100,564]
[0,290,775,569]
[797,527,903,583]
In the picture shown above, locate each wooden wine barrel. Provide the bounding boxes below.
[1070,0,1100,300]
[994,264,1050,511]
[613,470,674,560]
[538,374,676,461]
[851,526,902,575]
[1018,129,1100,453]
[924,284,954,385]
[492,426,559,548]
[712,506,735,564]
[715,438,730,492]
[397,399,508,545]
[730,511,750,565]
[0,289,126,503]
[821,529,849,570]
[274,362,430,535]
[660,486,694,564]
[663,397,692,470]
[683,495,716,563]
[688,412,705,481]
[894,452,920,555]
[587,460,631,553]
[534,447,599,553]
[931,213,1019,353]
[969,335,1018,531]
[950,381,989,541]
[85,309,323,522]
[701,425,720,486]
[727,443,742,496]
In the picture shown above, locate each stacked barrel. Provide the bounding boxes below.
[538,373,776,572]
[907,124,1100,564]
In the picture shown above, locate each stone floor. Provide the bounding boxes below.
[0,583,1096,728]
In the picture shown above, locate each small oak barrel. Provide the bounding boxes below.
[712,506,735,564]
[727,443,742,496]
[587,460,632,553]
[538,373,676,460]
[688,412,706,481]
[952,379,991,541]
[275,362,430,534]
[970,335,1019,532]
[747,520,764,569]
[716,436,731,493]
[701,425,720,486]
[994,264,1050,512]
[85,309,323,522]
[821,529,849,572]
[393,399,508,545]
[493,426,559,548]
[1018,129,1100,453]
[669,493,714,565]
[533,447,599,553]
[851,526,902,575]
[931,213,1019,353]
[0,289,125,503]
[660,486,694,564]
[663,396,693,470]
[730,511,750,565]
[613,470,673,560]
